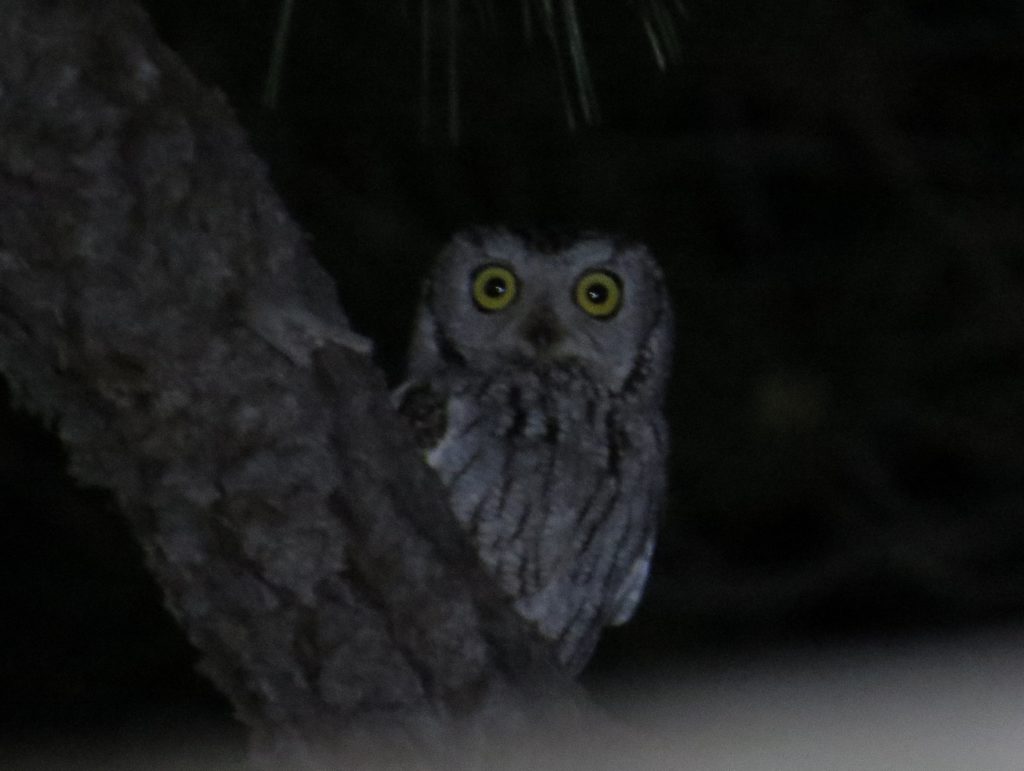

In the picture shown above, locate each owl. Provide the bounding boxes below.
[396,227,673,673]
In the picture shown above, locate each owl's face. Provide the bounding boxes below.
[410,228,672,398]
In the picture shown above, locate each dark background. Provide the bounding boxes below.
[2,0,1022,758]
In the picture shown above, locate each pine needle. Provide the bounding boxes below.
[447,0,461,144]
[420,0,433,139]
[262,0,296,110]
[562,0,599,125]
[261,0,687,135]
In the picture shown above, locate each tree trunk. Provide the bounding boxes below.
[0,0,575,761]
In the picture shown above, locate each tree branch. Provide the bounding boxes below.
[0,0,574,761]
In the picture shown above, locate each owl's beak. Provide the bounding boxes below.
[519,305,565,355]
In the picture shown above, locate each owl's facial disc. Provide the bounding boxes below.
[464,266,627,378]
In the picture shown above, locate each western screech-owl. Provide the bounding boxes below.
[396,227,672,673]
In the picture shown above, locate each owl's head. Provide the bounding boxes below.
[409,227,673,401]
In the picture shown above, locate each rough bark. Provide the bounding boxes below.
[0,0,575,761]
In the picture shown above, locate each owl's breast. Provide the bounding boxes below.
[421,371,666,662]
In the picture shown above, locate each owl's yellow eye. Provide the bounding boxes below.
[574,270,622,318]
[471,265,518,312]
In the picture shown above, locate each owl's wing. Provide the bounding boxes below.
[394,380,449,451]
[608,533,655,626]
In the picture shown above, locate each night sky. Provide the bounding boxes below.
[2,0,1023,759]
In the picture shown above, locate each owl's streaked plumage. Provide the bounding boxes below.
[397,227,673,672]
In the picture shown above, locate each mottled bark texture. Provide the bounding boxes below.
[0,0,573,761]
